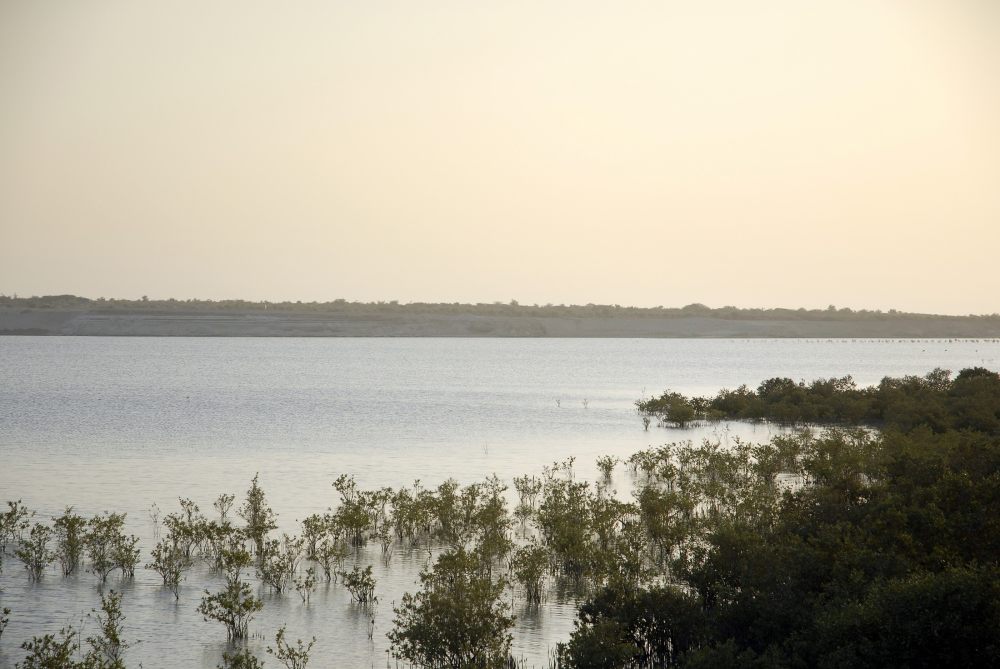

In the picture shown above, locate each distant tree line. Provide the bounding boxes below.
[3,294,999,322]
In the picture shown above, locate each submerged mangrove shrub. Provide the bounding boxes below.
[214,493,235,522]
[267,625,316,669]
[511,541,548,605]
[217,648,263,669]
[257,534,303,593]
[339,565,377,605]
[537,474,592,582]
[197,548,262,640]
[17,627,81,669]
[314,536,349,581]
[146,539,193,599]
[238,474,278,558]
[596,456,619,481]
[86,513,130,583]
[17,591,134,669]
[53,507,87,576]
[294,567,317,604]
[0,500,32,552]
[15,523,55,581]
[638,391,696,428]
[86,590,130,669]
[113,533,140,579]
[388,548,513,669]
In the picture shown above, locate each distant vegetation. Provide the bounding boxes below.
[3,293,998,321]
[638,366,1000,433]
[1,368,998,667]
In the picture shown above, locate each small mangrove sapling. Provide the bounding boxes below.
[257,534,303,593]
[86,590,129,668]
[214,493,235,522]
[218,648,264,669]
[339,564,377,604]
[86,513,129,583]
[596,455,620,481]
[314,537,348,581]
[197,548,262,640]
[15,523,55,581]
[238,474,278,558]
[267,625,317,669]
[17,627,81,669]
[113,532,141,578]
[146,539,193,599]
[0,500,32,552]
[53,507,87,577]
[294,567,317,604]
[511,542,549,605]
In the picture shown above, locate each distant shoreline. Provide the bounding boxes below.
[4,306,1000,338]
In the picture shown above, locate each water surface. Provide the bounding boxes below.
[0,337,996,667]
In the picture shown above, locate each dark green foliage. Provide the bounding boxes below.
[560,586,706,668]
[113,533,140,579]
[197,576,262,640]
[162,497,205,559]
[470,476,513,574]
[294,566,317,603]
[564,369,1000,668]
[638,367,1000,433]
[313,536,349,581]
[537,474,592,581]
[511,541,548,604]
[810,567,1000,669]
[332,475,370,547]
[388,548,513,668]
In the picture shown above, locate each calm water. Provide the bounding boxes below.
[0,337,997,668]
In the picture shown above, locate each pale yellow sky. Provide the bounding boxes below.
[1,1,998,314]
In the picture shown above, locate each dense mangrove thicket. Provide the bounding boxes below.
[637,366,1000,432]
[582,367,1000,668]
[1,368,998,667]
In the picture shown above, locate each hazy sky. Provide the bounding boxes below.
[1,1,998,314]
